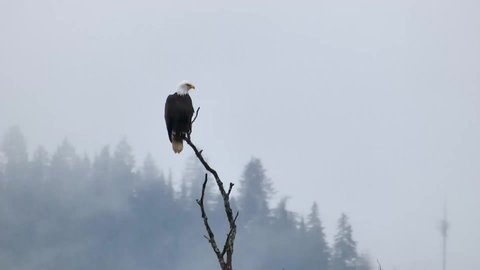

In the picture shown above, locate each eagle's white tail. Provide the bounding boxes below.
[172,140,183,153]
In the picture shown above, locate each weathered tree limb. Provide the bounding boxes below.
[221,211,239,258]
[191,107,200,125]
[184,108,238,270]
[376,259,383,270]
[196,174,226,269]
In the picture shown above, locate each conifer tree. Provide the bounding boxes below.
[112,139,135,179]
[30,146,49,183]
[91,145,112,207]
[49,139,83,199]
[50,139,78,182]
[1,126,28,183]
[142,153,160,181]
[238,158,273,225]
[182,155,212,204]
[356,253,373,270]
[93,145,111,183]
[137,154,172,207]
[111,139,136,195]
[266,198,298,270]
[77,154,91,182]
[305,202,330,270]
[331,213,358,270]
[272,197,296,231]
[299,217,307,235]
[29,146,50,207]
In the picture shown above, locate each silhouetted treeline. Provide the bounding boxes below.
[0,127,372,270]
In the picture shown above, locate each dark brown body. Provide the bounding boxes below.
[164,93,194,152]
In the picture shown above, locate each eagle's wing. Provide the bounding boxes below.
[164,95,174,142]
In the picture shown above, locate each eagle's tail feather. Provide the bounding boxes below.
[172,139,183,153]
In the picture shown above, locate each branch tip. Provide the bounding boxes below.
[191,107,201,124]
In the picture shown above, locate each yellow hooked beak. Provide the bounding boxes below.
[189,84,196,91]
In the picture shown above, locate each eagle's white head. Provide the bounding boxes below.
[176,80,196,95]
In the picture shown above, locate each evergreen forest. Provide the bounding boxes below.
[0,127,373,270]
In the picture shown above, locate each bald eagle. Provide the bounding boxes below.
[164,81,195,153]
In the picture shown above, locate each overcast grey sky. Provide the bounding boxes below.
[1,0,479,269]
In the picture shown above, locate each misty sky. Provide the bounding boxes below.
[1,0,479,269]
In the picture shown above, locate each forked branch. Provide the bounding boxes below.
[184,109,238,270]
[196,174,225,269]
[376,259,383,270]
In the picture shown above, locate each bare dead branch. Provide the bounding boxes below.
[221,211,239,257]
[197,174,226,269]
[376,259,382,270]
[227,183,234,197]
[184,132,238,270]
[191,107,200,125]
